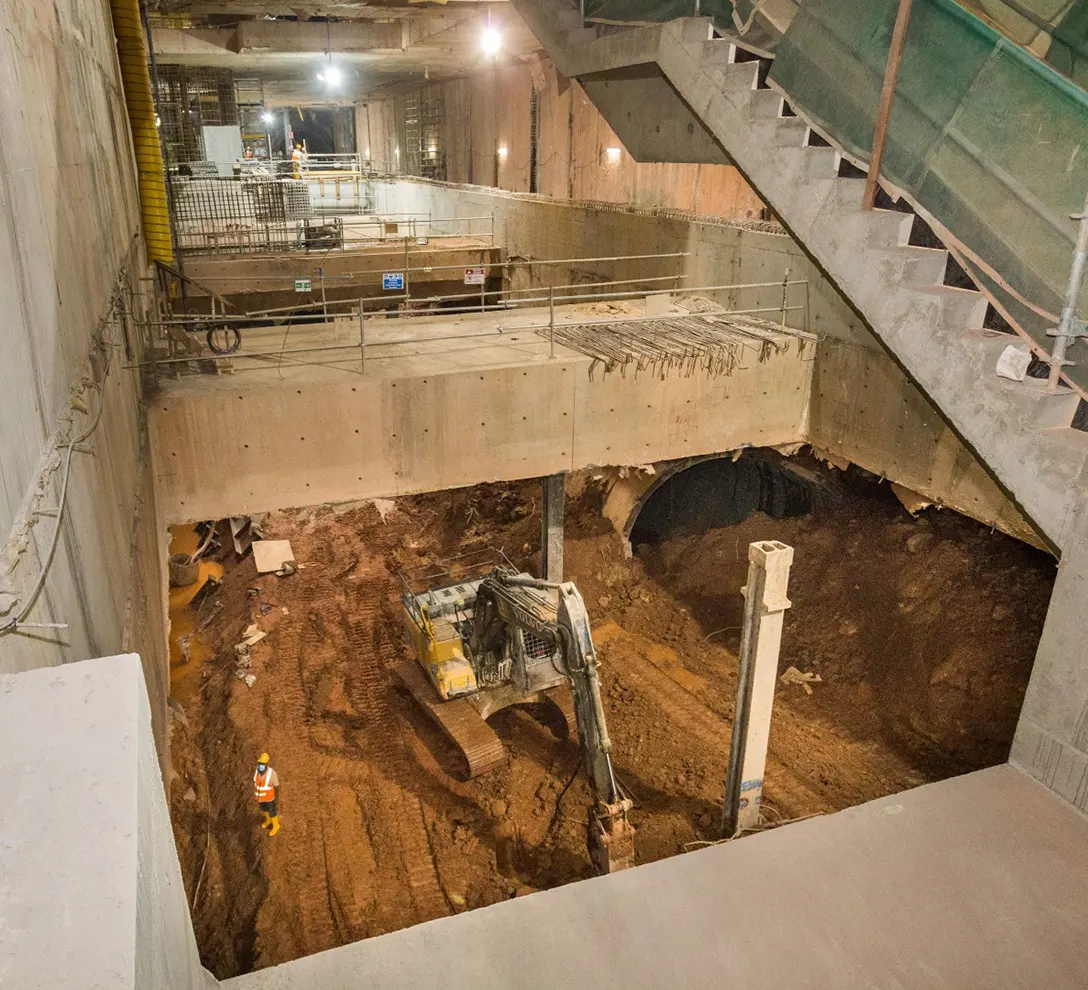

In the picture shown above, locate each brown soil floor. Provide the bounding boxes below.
[167,475,1055,979]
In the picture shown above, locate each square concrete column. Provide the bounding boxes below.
[541,473,566,583]
[723,540,794,837]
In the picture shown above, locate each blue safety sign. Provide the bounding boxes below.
[383,272,405,291]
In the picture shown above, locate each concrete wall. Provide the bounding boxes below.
[362,178,1041,544]
[355,57,764,219]
[0,0,169,749]
[0,655,214,989]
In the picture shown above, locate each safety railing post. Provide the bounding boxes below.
[549,287,556,358]
[862,0,913,211]
[1048,190,1088,393]
[358,301,365,373]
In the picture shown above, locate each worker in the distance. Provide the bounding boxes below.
[291,143,304,178]
[253,752,281,836]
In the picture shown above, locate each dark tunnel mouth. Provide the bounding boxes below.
[627,451,822,548]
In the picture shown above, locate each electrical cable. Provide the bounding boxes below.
[1,282,124,637]
[206,325,241,354]
[1,380,108,635]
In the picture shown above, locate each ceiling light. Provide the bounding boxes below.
[481,25,501,56]
[261,112,275,124]
[323,64,342,86]
[605,147,622,163]
[497,146,508,158]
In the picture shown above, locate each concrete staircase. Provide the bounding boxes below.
[515,0,1088,550]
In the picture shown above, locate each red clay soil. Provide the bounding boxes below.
[167,477,1055,979]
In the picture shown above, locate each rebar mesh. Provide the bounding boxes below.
[539,312,814,379]
[155,65,239,166]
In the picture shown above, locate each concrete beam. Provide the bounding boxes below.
[148,311,812,523]
[235,20,403,54]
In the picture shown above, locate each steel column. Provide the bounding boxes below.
[541,473,566,583]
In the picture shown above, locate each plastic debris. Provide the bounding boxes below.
[996,344,1031,381]
[779,666,822,695]
[241,623,266,647]
[252,539,296,575]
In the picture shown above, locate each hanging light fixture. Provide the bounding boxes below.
[481,6,501,57]
[318,19,340,86]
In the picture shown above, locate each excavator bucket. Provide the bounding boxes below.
[588,805,636,874]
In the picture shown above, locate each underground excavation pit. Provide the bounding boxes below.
[165,460,1055,979]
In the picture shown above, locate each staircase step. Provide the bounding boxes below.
[818,177,868,215]
[864,209,914,249]
[772,118,810,148]
[566,26,598,46]
[748,88,785,120]
[693,38,739,68]
[914,285,990,331]
[879,246,949,287]
[1019,381,1081,430]
[717,60,761,92]
[679,17,715,42]
[555,8,583,30]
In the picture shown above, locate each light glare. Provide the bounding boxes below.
[481,26,501,56]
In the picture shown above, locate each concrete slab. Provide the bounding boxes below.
[0,655,213,990]
[149,304,813,522]
[226,765,1088,990]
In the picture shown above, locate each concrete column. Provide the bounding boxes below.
[723,540,794,837]
[541,473,565,583]
[1010,492,1088,813]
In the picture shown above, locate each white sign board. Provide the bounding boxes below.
[464,267,486,285]
[295,278,312,293]
[201,125,243,177]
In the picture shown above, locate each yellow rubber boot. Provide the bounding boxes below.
[260,811,272,829]
[268,816,281,836]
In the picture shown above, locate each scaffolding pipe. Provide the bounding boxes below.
[1048,190,1088,393]
[109,0,173,263]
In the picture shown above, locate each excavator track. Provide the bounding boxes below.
[543,682,577,739]
[392,660,508,779]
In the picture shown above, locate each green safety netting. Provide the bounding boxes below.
[770,0,1088,387]
[582,0,1088,384]
[584,0,1088,85]
[973,1,1088,86]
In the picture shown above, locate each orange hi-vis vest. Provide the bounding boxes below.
[254,767,276,803]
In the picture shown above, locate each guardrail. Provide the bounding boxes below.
[132,269,811,372]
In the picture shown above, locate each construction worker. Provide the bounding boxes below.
[291,143,304,179]
[254,753,281,836]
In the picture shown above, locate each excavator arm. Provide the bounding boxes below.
[475,571,635,873]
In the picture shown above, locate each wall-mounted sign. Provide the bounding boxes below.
[464,267,486,285]
[383,272,405,291]
[294,278,312,293]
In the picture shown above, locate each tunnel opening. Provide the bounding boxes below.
[629,452,826,545]
[165,471,1054,979]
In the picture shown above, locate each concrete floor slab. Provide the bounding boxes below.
[150,303,813,522]
[226,764,1088,989]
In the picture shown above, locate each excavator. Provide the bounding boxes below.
[393,551,635,874]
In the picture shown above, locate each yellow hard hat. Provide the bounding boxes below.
[258,752,270,764]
